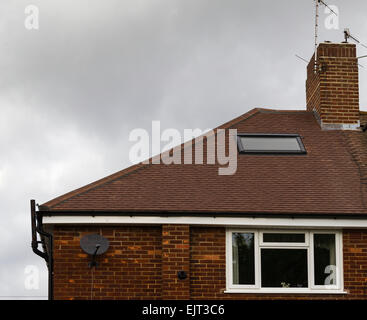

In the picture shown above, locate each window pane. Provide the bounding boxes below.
[240,136,302,151]
[232,233,255,285]
[261,249,308,288]
[314,234,336,286]
[263,233,305,243]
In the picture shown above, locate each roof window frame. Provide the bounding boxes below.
[237,133,307,155]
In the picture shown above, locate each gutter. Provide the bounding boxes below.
[31,200,53,300]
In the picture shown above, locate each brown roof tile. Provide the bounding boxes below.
[360,111,367,127]
[40,108,367,215]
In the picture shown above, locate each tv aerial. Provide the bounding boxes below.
[344,28,367,49]
[80,234,109,268]
[295,0,336,67]
[343,28,367,68]
[313,0,338,72]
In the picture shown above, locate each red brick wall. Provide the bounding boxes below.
[162,225,190,299]
[190,227,226,298]
[306,43,359,125]
[53,226,162,300]
[343,230,367,297]
[53,225,367,300]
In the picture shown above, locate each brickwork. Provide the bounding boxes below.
[343,230,367,297]
[53,226,162,300]
[161,224,190,299]
[306,43,359,126]
[53,225,367,300]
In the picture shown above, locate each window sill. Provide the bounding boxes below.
[224,289,348,295]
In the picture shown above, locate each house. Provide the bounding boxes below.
[31,42,367,300]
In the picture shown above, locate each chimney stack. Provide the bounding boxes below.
[306,42,360,130]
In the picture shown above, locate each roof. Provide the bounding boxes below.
[40,108,367,216]
[360,111,367,127]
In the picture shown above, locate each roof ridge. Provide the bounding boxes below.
[257,108,310,114]
[41,107,262,210]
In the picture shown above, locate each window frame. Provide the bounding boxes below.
[237,133,307,155]
[226,229,344,294]
[229,230,260,290]
[310,231,343,291]
[260,230,309,247]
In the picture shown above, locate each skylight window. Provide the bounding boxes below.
[237,134,306,154]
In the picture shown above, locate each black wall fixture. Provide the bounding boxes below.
[80,234,109,268]
[177,270,188,280]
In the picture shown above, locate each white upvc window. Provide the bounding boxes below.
[225,229,345,294]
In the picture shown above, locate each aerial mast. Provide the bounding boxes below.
[313,0,338,72]
[314,0,319,72]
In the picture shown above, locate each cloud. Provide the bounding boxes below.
[0,0,367,298]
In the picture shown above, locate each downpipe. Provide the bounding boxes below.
[30,199,53,300]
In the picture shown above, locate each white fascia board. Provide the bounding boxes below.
[42,215,367,229]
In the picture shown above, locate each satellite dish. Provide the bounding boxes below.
[80,234,109,268]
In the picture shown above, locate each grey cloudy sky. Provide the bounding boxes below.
[0,0,366,299]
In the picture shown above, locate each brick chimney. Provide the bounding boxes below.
[306,42,360,130]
